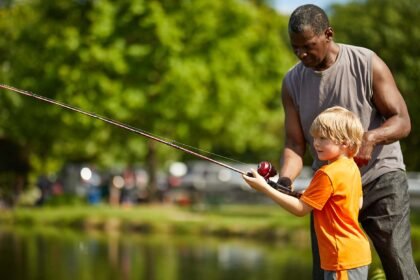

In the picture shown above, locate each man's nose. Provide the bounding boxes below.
[296,48,307,59]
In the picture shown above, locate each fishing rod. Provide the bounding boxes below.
[0,83,301,198]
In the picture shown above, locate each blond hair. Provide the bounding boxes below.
[310,106,364,157]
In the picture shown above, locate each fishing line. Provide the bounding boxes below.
[0,83,301,197]
[120,126,247,166]
[0,83,247,174]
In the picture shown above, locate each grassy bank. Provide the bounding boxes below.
[0,204,310,242]
[1,204,420,245]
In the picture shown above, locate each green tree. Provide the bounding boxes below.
[0,0,295,200]
[330,0,420,170]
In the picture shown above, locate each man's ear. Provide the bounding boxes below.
[325,27,334,42]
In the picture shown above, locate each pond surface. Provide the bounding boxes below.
[1,224,419,280]
[0,227,313,280]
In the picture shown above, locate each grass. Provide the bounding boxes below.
[2,203,419,245]
[0,204,310,241]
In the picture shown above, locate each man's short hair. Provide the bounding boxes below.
[289,4,330,35]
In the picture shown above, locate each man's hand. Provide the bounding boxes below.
[354,131,375,167]
[277,176,293,190]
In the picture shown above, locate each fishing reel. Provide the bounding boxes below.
[252,161,300,198]
[256,161,277,180]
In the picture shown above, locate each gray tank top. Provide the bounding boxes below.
[284,43,405,185]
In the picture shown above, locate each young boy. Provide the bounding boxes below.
[243,106,371,280]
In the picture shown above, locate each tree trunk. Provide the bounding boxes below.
[146,139,159,202]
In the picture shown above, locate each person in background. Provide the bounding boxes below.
[36,174,52,206]
[276,4,419,280]
[244,106,371,280]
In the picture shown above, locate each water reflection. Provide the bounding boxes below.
[0,227,312,280]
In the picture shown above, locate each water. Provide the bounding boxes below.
[2,224,419,280]
[0,227,312,280]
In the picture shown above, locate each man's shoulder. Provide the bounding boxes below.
[284,61,304,80]
[339,43,374,58]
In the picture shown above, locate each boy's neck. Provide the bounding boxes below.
[328,154,350,164]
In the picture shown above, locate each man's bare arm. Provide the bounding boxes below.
[355,54,411,164]
[279,81,307,180]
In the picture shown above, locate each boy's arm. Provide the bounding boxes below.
[243,169,313,217]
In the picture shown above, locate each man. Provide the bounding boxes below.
[279,4,419,280]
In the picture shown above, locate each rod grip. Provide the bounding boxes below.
[245,172,301,198]
[267,180,302,198]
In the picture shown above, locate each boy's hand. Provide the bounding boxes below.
[242,169,269,192]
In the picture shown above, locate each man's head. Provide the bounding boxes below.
[288,5,334,70]
[289,4,329,36]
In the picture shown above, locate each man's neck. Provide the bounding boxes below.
[313,42,340,71]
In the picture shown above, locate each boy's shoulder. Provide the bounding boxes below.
[320,157,358,176]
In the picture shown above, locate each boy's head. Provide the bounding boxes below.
[310,106,364,157]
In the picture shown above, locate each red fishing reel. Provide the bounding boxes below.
[255,161,297,197]
[257,161,277,180]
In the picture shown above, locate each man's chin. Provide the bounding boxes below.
[302,60,317,69]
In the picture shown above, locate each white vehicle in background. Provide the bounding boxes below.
[407,172,420,209]
[165,160,306,205]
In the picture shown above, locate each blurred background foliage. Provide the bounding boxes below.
[0,0,418,201]
[0,0,295,200]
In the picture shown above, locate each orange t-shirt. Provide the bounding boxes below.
[300,157,371,271]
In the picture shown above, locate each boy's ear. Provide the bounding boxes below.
[341,140,349,147]
[344,141,358,157]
